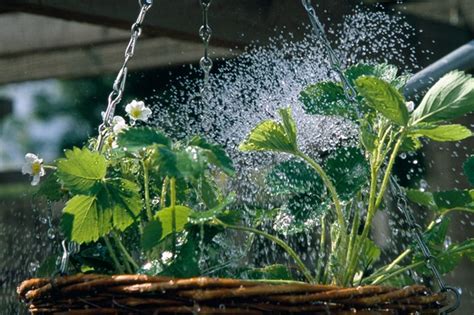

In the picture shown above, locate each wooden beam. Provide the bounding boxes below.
[0,37,234,84]
[0,0,353,47]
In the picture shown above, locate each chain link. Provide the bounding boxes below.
[199,0,213,94]
[300,0,358,110]
[96,0,153,152]
[301,0,460,311]
[59,0,153,275]
[390,177,460,313]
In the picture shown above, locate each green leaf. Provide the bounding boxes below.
[410,124,472,142]
[325,147,369,199]
[188,136,235,176]
[36,173,64,201]
[141,220,162,251]
[278,108,297,146]
[357,236,381,271]
[142,206,192,250]
[189,194,235,223]
[406,189,436,210]
[160,235,200,277]
[411,71,474,124]
[246,264,292,280]
[346,63,399,87]
[61,195,112,243]
[266,159,323,195]
[117,127,171,151]
[424,216,450,246]
[36,255,59,277]
[57,147,107,194]
[463,156,474,186]
[355,76,409,126]
[360,121,377,152]
[101,179,142,231]
[433,190,473,210]
[299,81,353,118]
[239,108,298,154]
[399,135,423,152]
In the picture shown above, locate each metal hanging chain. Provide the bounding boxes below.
[199,0,213,94]
[96,0,153,151]
[300,0,358,107]
[58,0,153,275]
[300,0,460,311]
[390,177,460,313]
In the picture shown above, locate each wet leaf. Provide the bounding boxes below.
[355,76,409,126]
[299,81,354,118]
[239,108,298,154]
[411,71,474,124]
[57,147,107,194]
[189,193,235,223]
[325,147,369,199]
[463,156,474,186]
[406,189,436,210]
[36,172,64,201]
[399,135,423,152]
[345,63,399,87]
[410,124,472,142]
[266,159,323,195]
[100,178,142,231]
[433,190,473,210]
[117,127,171,151]
[141,206,192,250]
[188,136,235,176]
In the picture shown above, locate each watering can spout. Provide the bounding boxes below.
[404,40,474,100]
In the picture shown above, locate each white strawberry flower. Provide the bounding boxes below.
[125,100,152,122]
[111,115,128,134]
[21,153,45,186]
[406,101,415,112]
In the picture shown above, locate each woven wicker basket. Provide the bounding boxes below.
[18,274,449,314]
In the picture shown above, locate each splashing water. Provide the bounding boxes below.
[1,5,439,312]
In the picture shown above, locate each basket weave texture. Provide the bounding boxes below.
[18,274,448,314]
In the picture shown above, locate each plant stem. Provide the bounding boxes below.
[371,260,424,285]
[215,219,315,284]
[112,231,140,272]
[295,151,346,233]
[374,130,406,211]
[141,160,153,221]
[343,200,360,286]
[160,176,169,210]
[170,177,177,257]
[362,248,412,284]
[104,235,124,274]
[316,215,327,283]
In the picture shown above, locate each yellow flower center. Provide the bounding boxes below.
[31,161,41,175]
[131,107,141,118]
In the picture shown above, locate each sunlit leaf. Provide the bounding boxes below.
[117,127,171,151]
[355,76,409,126]
[61,195,112,243]
[411,71,474,124]
[410,124,472,142]
[57,147,107,194]
[239,108,298,154]
[345,63,399,86]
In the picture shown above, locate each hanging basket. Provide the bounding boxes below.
[18,274,449,314]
